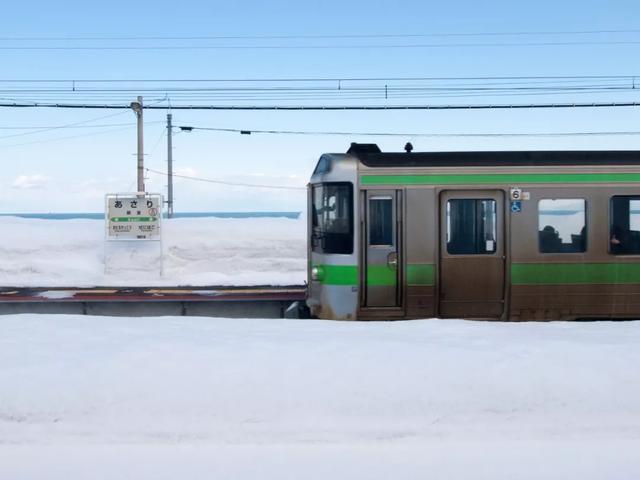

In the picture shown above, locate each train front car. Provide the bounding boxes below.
[307,143,640,322]
[306,153,359,320]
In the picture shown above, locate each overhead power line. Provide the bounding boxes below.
[0,85,636,93]
[0,109,130,140]
[4,40,640,50]
[181,125,640,138]
[0,122,139,130]
[0,125,136,149]
[145,167,306,191]
[0,75,637,83]
[2,100,640,110]
[2,29,640,41]
[0,75,638,104]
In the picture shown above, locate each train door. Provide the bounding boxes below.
[361,190,403,310]
[439,190,505,318]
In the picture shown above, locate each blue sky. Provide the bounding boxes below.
[2,0,640,212]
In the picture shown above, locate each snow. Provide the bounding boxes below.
[35,290,75,299]
[0,216,306,286]
[1,315,639,478]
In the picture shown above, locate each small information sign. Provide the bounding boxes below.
[106,193,162,240]
[511,201,522,213]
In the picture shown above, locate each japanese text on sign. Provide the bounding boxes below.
[106,194,162,240]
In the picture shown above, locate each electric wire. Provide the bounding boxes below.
[2,100,640,110]
[0,122,140,130]
[0,84,635,93]
[4,40,640,50]
[0,75,637,83]
[1,76,639,105]
[2,28,640,41]
[148,128,167,157]
[0,125,135,149]
[145,167,306,191]
[0,121,163,139]
[0,109,130,140]
[179,125,640,138]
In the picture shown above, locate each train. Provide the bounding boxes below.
[305,143,640,320]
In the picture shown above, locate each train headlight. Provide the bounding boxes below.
[311,266,324,281]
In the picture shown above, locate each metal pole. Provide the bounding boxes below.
[135,96,145,193]
[167,113,174,218]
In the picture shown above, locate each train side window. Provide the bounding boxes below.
[538,199,586,253]
[369,197,393,245]
[609,196,640,255]
[446,199,497,254]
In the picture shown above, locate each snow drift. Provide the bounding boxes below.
[0,316,639,478]
[0,216,306,286]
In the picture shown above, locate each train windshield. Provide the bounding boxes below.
[311,183,353,254]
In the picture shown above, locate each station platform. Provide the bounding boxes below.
[0,285,307,318]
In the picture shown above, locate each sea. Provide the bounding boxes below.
[0,212,301,220]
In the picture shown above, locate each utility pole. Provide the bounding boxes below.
[166,113,174,218]
[130,96,145,193]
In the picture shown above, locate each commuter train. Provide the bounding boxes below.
[306,143,640,320]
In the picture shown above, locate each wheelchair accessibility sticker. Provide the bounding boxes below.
[511,201,522,213]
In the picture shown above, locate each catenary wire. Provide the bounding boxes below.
[4,40,640,50]
[2,29,640,41]
[0,75,638,83]
[2,100,640,110]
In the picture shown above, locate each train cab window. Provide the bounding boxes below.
[609,196,640,255]
[446,199,497,254]
[538,199,586,253]
[369,197,393,245]
[313,156,331,175]
[311,183,353,254]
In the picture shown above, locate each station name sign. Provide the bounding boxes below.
[106,193,162,240]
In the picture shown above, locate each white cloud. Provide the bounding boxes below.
[11,175,48,190]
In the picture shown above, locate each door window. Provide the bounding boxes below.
[446,199,497,254]
[369,197,393,246]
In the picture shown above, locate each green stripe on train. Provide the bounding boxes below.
[366,265,397,286]
[313,263,435,286]
[316,263,640,286]
[314,265,359,285]
[407,264,435,286]
[361,172,640,186]
[511,263,640,285]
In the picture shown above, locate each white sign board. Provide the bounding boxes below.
[106,193,162,240]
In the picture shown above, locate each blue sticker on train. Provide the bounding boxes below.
[511,201,522,213]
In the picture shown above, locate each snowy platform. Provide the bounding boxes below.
[0,216,306,287]
[1,315,639,479]
[0,285,306,317]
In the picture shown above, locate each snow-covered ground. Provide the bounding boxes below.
[0,216,306,286]
[1,315,639,479]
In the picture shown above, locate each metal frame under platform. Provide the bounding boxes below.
[0,285,307,318]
